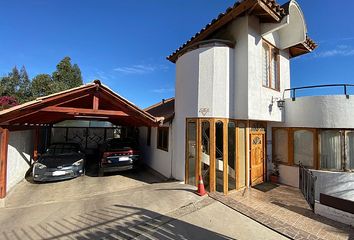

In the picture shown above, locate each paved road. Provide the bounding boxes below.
[0,170,287,240]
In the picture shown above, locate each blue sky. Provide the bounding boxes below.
[1,0,354,108]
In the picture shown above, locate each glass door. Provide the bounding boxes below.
[228,121,236,191]
[200,121,210,191]
[215,121,224,192]
[186,120,197,185]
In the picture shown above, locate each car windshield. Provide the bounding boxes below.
[46,143,81,155]
[106,139,136,151]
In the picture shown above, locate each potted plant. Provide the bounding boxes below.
[269,159,280,184]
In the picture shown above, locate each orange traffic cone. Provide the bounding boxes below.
[196,175,207,196]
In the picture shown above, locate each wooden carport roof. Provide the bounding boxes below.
[0,80,158,129]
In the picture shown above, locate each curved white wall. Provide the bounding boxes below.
[176,45,232,119]
[282,95,354,128]
[173,45,232,180]
[278,1,307,49]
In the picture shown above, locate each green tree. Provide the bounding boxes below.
[31,74,53,97]
[72,63,82,87]
[52,57,83,91]
[0,66,21,97]
[18,66,32,102]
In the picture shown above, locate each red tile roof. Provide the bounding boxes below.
[145,98,175,123]
[167,0,316,63]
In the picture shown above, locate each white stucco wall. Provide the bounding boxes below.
[247,16,290,122]
[278,165,299,188]
[197,46,232,118]
[174,44,235,180]
[173,14,294,182]
[229,16,249,119]
[315,202,354,227]
[174,49,200,180]
[312,170,354,201]
[139,125,173,179]
[279,95,354,129]
[6,130,34,192]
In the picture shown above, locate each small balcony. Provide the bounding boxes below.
[278,84,354,129]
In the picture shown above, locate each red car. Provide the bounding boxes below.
[98,138,140,176]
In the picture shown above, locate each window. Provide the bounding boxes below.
[294,130,314,167]
[273,129,289,164]
[201,121,210,191]
[228,122,236,191]
[346,131,354,170]
[187,121,197,185]
[320,131,341,170]
[157,127,169,151]
[273,127,354,172]
[262,41,280,91]
[147,127,151,146]
[215,121,224,192]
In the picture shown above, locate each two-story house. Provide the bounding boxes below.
[141,0,354,201]
[0,0,352,210]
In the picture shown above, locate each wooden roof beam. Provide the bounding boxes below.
[41,106,129,117]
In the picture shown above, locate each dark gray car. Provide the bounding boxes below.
[33,143,85,182]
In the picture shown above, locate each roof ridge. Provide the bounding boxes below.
[144,97,175,111]
[167,0,290,63]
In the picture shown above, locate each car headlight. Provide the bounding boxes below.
[73,159,84,166]
[34,162,46,170]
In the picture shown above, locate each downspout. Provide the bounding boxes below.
[169,118,174,179]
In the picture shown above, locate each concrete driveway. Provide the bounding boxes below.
[0,169,287,240]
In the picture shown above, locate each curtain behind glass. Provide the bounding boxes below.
[294,130,314,167]
[346,132,354,170]
[262,44,269,87]
[320,130,341,170]
[274,129,288,164]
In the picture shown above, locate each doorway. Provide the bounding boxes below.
[185,118,248,194]
[250,131,265,186]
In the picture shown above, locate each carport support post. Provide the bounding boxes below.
[33,128,40,162]
[0,128,9,199]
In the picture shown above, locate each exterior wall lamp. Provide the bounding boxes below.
[277,100,285,109]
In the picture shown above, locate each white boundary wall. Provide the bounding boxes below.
[315,202,354,227]
[6,130,34,192]
[139,124,173,179]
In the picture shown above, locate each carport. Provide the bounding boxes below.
[0,80,158,198]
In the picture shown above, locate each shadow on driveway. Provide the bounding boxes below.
[1,204,233,240]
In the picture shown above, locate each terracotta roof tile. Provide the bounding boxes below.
[145,98,175,122]
[167,0,297,63]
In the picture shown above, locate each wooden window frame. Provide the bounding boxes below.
[157,127,169,152]
[185,118,251,195]
[293,128,317,169]
[262,40,280,91]
[273,127,354,172]
[272,128,291,165]
[185,119,198,186]
[273,127,319,170]
[319,129,344,172]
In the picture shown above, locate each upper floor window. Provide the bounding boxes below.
[262,41,280,91]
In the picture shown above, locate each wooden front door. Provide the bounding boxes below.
[250,132,265,186]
